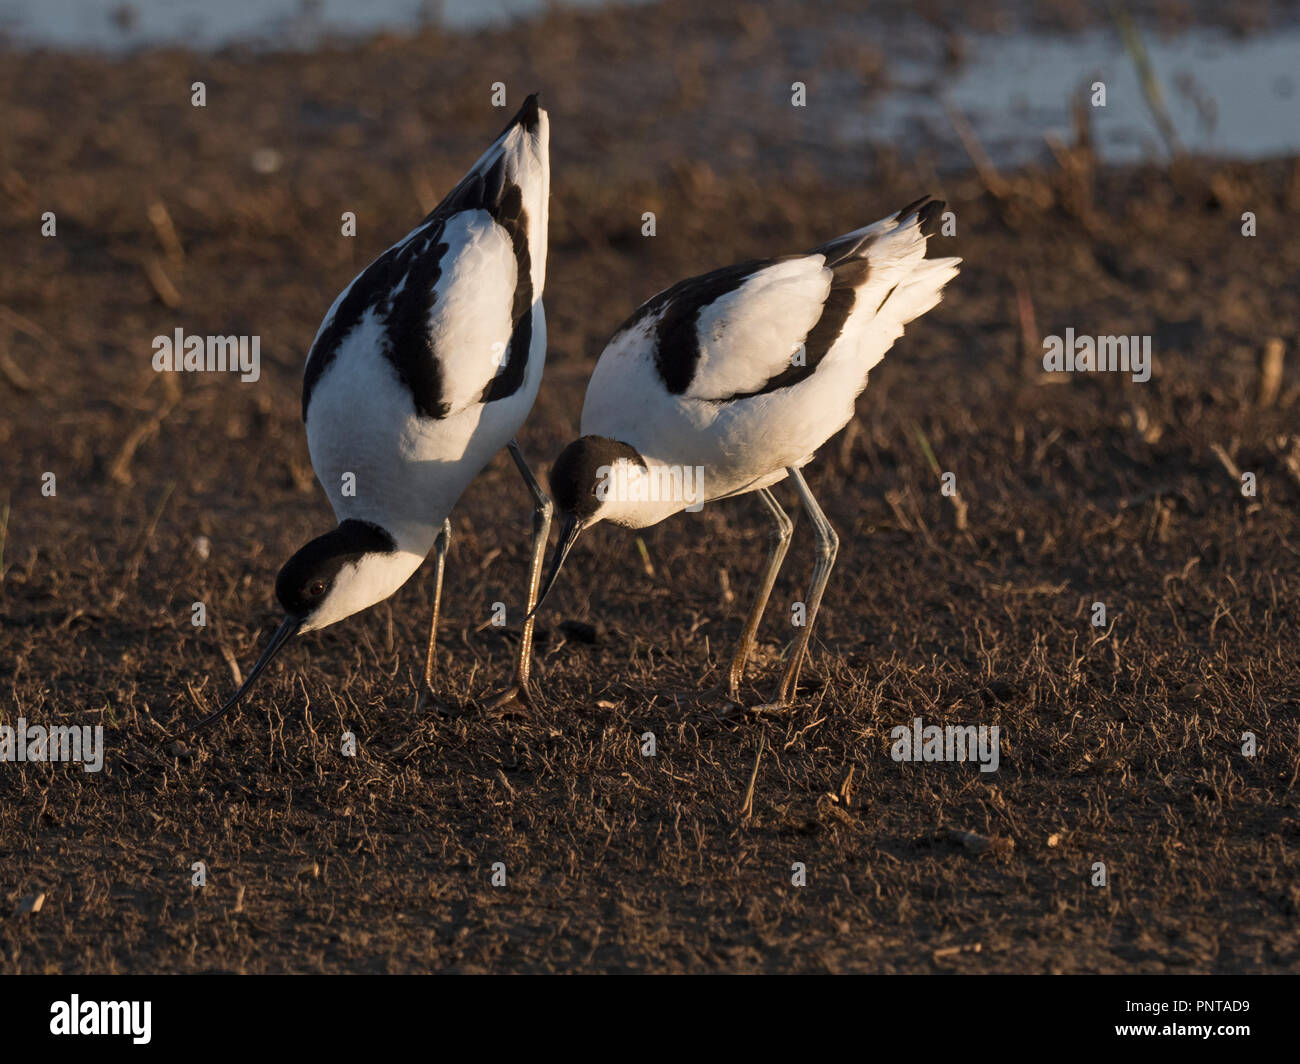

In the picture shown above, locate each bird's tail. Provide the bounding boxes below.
[883,248,962,326]
[434,93,550,291]
[812,197,960,378]
[827,196,960,322]
[476,93,550,204]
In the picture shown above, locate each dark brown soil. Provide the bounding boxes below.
[2,0,1299,973]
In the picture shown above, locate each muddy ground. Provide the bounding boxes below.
[2,0,1299,973]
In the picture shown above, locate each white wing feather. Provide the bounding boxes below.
[687,259,831,400]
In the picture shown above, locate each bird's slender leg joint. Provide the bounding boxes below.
[421,518,453,698]
[726,487,794,703]
[490,439,553,707]
[773,467,838,706]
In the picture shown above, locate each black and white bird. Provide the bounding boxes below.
[533,197,959,707]
[199,95,552,731]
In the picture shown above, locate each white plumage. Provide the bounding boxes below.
[203,94,553,730]
[306,108,549,559]
[577,198,960,525]
[538,196,959,707]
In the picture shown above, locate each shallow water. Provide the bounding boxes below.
[863,27,1300,167]
[0,0,604,45]
[2,2,1296,166]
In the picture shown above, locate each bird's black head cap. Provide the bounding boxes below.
[275,519,396,617]
[549,435,645,519]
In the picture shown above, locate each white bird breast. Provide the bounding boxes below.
[306,297,545,558]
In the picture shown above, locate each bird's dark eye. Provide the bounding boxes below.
[309,580,326,597]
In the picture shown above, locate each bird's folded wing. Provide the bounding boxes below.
[303,96,546,423]
[645,256,837,401]
[642,201,958,404]
[422,211,521,415]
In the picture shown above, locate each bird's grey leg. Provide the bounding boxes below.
[421,518,452,697]
[489,438,553,706]
[771,467,838,706]
[726,487,794,703]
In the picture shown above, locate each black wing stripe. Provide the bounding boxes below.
[728,199,945,400]
[621,253,859,401]
[479,175,533,405]
[720,258,867,402]
[302,223,451,420]
[304,101,538,421]
[382,229,453,418]
[617,258,797,395]
[653,260,769,394]
[628,199,943,406]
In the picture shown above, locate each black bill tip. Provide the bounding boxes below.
[527,514,584,621]
[193,614,302,734]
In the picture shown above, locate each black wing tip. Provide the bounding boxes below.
[916,200,946,238]
[510,92,542,133]
[896,195,946,238]
[492,93,542,143]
